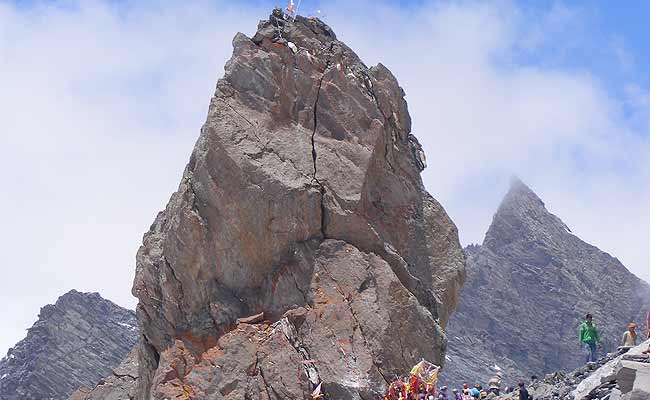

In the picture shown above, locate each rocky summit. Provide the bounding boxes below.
[0,290,138,400]
[130,10,465,400]
[442,177,650,388]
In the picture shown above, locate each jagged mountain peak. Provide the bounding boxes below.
[506,175,542,203]
[484,177,570,253]
[0,291,138,400]
[38,290,117,318]
[57,288,103,301]
[443,176,650,388]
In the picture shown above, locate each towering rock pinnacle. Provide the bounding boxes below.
[0,290,138,400]
[131,11,465,399]
[442,178,650,387]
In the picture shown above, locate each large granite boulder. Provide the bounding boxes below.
[131,10,465,399]
[442,177,650,387]
[0,290,138,400]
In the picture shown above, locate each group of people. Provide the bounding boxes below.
[579,313,649,363]
[432,311,649,400]
[378,313,650,400]
[382,377,532,400]
[437,379,532,400]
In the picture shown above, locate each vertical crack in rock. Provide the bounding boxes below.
[144,335,160,367]
[310,42,335,239]
[185,176,208,227]
[290,271,309,305]
[365,79,396,172]
[162,256,191,330]
[310,71,326,182]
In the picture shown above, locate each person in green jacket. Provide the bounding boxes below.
[580,313,601,363]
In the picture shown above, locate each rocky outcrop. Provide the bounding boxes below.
[0,290,138,400]
[131,10,465,399]
[499,339,650,400]
[442,177,650,388]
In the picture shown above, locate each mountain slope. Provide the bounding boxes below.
[0,290,138,400]
[442,177,650,386]
[69,347,139,400]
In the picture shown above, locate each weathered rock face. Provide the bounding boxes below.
[0,290,138,400]
[69,348,139,400]
[442,177,650,388]
[132,11,465,399]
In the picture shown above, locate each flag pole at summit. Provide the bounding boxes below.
[293,0,302,21]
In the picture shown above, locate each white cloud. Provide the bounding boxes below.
[0,0,266,354]
[0,0,648,353]
[325,0,649,282]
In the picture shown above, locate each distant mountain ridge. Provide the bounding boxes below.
[442,177,650,387]
[0,290,138,400]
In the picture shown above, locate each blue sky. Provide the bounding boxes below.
[0,0,648,354]
[519,2,650,109]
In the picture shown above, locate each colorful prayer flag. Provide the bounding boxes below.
[312,382,323,399]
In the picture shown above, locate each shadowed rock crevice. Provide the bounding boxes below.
[310,43,334,240]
